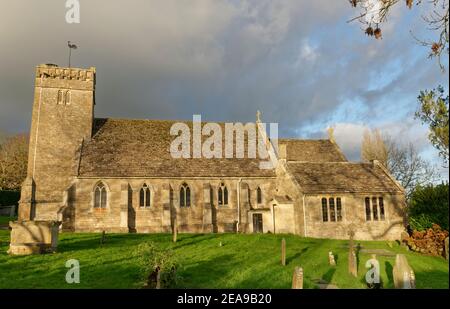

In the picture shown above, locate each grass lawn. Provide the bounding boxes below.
[0,216,15,226]
[0,230,448,289]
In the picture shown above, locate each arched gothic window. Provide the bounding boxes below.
[94,182,107,208]
[218,183,228,206]
[139,184,151,208]
[180,183,191,207]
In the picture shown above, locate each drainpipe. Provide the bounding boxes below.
[302,194,307,237]
[236,178,242,233]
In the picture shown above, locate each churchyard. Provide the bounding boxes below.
[0,228,448,289]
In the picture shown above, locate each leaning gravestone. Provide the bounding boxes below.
[328,251,336,266]
[292,267,303,289]
[393,254,416,289]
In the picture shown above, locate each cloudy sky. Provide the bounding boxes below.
[0,0,448,177]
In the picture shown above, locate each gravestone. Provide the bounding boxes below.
[328,251,336,266]
[292,267,303,289]
[348,250,358,277]
[348,231,357,277]
[281,238,286,266]
[393,254,416,289]
[172,217,177,243]
[8,220,61,255]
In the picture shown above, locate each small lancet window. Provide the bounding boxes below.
[257,187,262,204]
[379,197,385,220]
[365,197,371,221]
[329,198,336,222]
[336,197,343,222]
[322,198,328,222]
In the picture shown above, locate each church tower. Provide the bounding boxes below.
[19,64,96,221]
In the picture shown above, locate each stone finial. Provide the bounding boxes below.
[256,110,261,123]
[292,267,303,289]
[327,127,335,142]
[393,254,416,289]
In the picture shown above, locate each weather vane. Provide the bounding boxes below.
[67,41,78,68]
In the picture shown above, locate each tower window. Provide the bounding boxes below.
[57,90,64,105]
[65,90,71,105]
[57,90,71,105]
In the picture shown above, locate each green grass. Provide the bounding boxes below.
[0,231,448,289]
[0,216,15,226]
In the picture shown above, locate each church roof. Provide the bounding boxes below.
[278,139,347,162]
[286,161,403,194]
[78,118,276,178]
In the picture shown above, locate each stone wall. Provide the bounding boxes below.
[69,177,278,233]
[303,193,405,240]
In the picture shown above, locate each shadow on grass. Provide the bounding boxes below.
[322,267,336,283]
[175,253,237,288]
[385,261,393,287]
[286,247,308,266]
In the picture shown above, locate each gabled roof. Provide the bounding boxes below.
[78,118,276,178]
[278,139,347,162]
[286,162,403,194]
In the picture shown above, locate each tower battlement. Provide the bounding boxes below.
[35,64,96,90]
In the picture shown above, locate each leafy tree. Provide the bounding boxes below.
[361,129,438,198]
[134,242,179,288]
[408,182,449,230]
[415,85,449,165]
[0,134,29,191]
[348,0,449,70]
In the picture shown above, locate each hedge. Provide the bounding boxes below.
[0,190,20,206]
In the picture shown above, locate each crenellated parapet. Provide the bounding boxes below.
[35,64,96,90]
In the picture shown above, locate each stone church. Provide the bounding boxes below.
[18,64,406,240]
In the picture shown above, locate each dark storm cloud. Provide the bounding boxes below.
[0,0,448,171]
